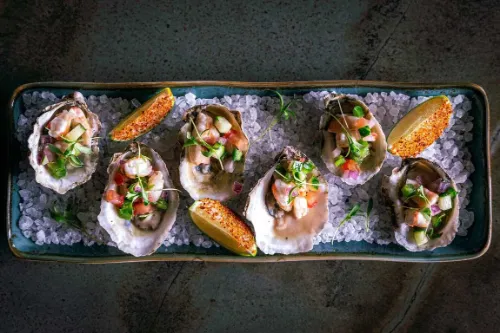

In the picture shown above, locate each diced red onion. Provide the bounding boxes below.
[42,145,56,162]
[415,175,423,185]
[429,178,449,194]
[232,181,243,194]
[431,204,441,216]
[218,137,227,145]
[134,184,142,192]
[349,170,359,180]
[40,135,54,144]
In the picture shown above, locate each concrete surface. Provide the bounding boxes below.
[0,0,499,332]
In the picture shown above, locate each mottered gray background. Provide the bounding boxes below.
[0,1,499,332]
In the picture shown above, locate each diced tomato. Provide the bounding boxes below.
[342,159,359,172]
[224,130,248,152]
[105,190,124,207]
[133,201,154,215]
[117,184,128,196]
[113,171,127,186]
[45,122,51,129]
[354,118,369,128]
[305,191,319,208]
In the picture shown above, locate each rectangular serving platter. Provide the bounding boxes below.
[7,81,492,263]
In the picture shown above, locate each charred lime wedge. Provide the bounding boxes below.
[109,88,175,141]
[189,199,257,256]
[387,95,453,158]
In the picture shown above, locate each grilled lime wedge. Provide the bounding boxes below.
[387,95,453,158]
[189,199,257,257]
[109,87,175,141]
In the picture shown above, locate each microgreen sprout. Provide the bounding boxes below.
[50,203,104,245]
[332,198,375,242]
[253,90,297,144]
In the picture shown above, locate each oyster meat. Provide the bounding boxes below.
[244,146,329,254]
[179,104,249,201]
[320,93,386,185]
[97,142,179,257]
[28,92,101,194]
[382,158,459,251]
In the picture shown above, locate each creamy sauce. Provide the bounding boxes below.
[273,191,329,239]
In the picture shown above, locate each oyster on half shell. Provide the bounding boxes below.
[179,104,249,201]
[382,158,459,252]
[320,93,386,185]
[97,143,179,257]
[28,92,101,194]
[244,146,329,255]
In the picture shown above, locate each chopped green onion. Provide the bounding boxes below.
[155,198,168,210]
[293,171,306,182]
[358,126,371,137]
[232,148,243,162]
[302,161,314,173]
[334,155,346,167]
[47,144,63,155]
[440,187,458,198]
[401,184,416,198]
[421,207,431,219]
[292,161,302,172]
[311,177,320,190]
[46,157,67,179]
[353,106,364,117]
[431,213,445,229]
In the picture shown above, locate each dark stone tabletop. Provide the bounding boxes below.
[0,1,498,332]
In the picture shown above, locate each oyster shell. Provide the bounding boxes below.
[382,158,459,252]
[97,143,179,257]
[244,146,329,254]
[319,94,386,185]
[28,92,101,194]
[179,104,249,201]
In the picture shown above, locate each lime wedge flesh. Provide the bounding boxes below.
[189,199,257,257]
[387,95,453,158]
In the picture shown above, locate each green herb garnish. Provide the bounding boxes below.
[358,126,371,137]
[50,203,104,245]
[440,187,458,198]
[334,155,346,167]
[353,105,364,117]
[401,184,416,198]
[155,198,169,210]
[253,90,297,143]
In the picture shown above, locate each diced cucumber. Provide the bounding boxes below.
[334,155,346,167]
[212,143,226,159]
[358,126,371,137]
[75,143,92,155]
[232,148,243,162]
[66,124,86,142]
[413,229,428,246]
[438,195,453,211]
[440,187,458,198]
[353,105,364,117]
[401,184,416,198]
[214,116,232,134]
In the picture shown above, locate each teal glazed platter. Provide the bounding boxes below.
[7,81,492,263]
